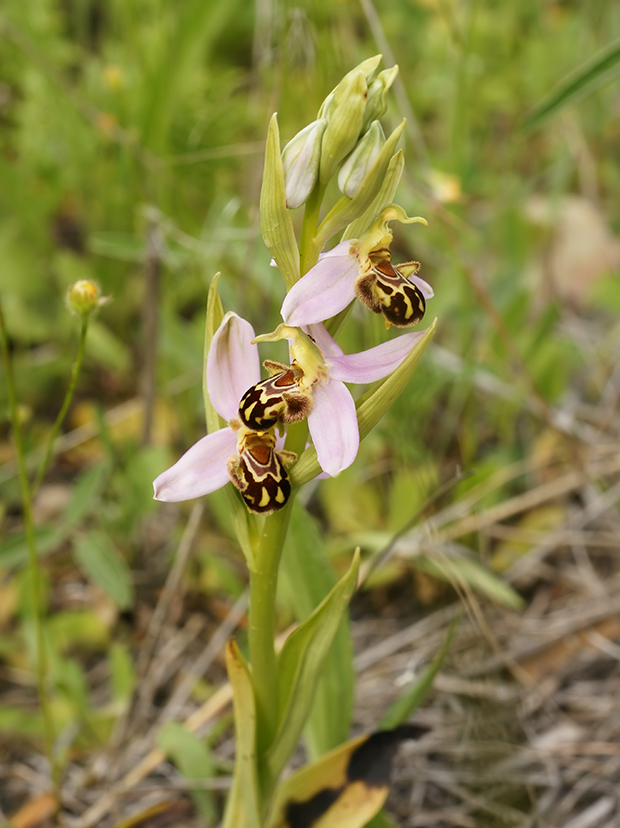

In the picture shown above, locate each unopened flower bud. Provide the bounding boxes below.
[67,280,107,318]
[281,119,326,209]
[319,69,367,185]
[361,65,399,133]
[338,121,385,198]
[318,55,383,120]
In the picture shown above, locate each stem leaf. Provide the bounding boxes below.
[266,549,360,782]
[280,500,355,759]
[266,725,426,828]
[222,641,262,828]
[204,272,224,435]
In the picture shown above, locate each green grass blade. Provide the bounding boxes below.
[413,554,524,610]
[140,0,239,152]
[521,36,620,132]
[73,530,134,610]
[380,617,458,730]
[157,722,217,824]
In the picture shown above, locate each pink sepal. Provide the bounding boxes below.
[308,379,359,476]
[153,428,237,502]
[281,241,359,326]
[206,313,260,421]
[327,329,427,383]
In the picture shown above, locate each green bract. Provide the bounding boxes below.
[314,119,407,251]
[260,114,301,289]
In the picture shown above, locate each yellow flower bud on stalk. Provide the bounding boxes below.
[67,279,108,318]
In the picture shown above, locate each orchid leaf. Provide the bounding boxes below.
[266,550,360,782]
[280,500,355,759]
[203,272,224,435]
[222,640,262,828]
[203,276,254,563]
[266,725,427,828]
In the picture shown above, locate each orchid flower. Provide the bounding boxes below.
[281,204,434,329]
[245,322,429,477]
[153,312,294,514]
[154,310,430,506]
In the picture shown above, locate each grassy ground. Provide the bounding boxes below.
[1,1,620,826]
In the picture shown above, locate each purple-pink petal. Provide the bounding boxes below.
[305,323,344,359]
[281,241,359,326]
[153,427,237,502]
[409,273,434,299]
[308,379,359,476]
[326,329,427,384]
[206,313,261,422]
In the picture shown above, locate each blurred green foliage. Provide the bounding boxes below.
[1,0,620,822]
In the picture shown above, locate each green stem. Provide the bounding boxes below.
[32,316,89,495]
[0,299,58,794]
[247,163,325,806]
[299,181,326,275]
[248,498,294,763]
